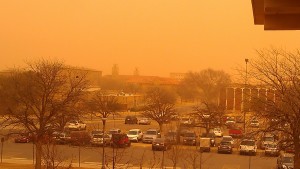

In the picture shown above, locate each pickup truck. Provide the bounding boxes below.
[228,127,243,138]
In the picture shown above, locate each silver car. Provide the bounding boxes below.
[142,129,161,143]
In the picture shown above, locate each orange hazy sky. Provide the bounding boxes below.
[1,1,300,77]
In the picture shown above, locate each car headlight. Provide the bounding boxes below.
[282,165,288,169]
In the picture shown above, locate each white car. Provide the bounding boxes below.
[65,120,86,130]
[127,129,143,142]
[213,128,223,137]
[250,119,259,128]
[239,139,257,155]
[138,118,151,125]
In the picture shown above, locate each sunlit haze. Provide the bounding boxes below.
[1,1,300,76]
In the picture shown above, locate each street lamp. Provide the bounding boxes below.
[101,117,107,169]
[244,58,249,134]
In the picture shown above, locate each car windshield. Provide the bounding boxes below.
[153,138,164,143]
[214,128,221,132]
[184,133,195,137]
[93,134,103,138]
[222,137,233,141]
[264,137,274,142]
[241,140,255,146]
[146,130,157,135]
[282,157,294,163]
[109,130,119,134]
[221,142,231,145]
[267,144,277,148]
[128,131,138,135]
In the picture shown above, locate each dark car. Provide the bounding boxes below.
[276,152,294,169]
[182,131,198,146]
[125,116,138,124]
[218,141,233,154]
[152,138,171,151]
[165,130,178,144]
[53,132,71,145]
[70,131,91,146]
[111,133,131,148]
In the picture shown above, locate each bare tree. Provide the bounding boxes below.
[167,144,185,169]
[87,91,123,120]
[246,47,300,168]
[142,86,177,132]
[178,69,231,103]
[0,59,88,169]
[191,101,225,134]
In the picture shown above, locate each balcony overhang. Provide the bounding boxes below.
[251,0,300,30]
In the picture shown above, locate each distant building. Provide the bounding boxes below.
[170,73,187,81]
[219,83,276,113]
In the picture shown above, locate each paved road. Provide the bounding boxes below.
[1,140,277,169]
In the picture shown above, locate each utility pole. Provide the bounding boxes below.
[244,58,249,134]
[102,118,107,169]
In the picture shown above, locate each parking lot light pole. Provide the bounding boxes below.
[244,58,249,134]
[102,117,107,169]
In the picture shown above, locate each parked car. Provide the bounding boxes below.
[228,127,243,138]
[213,128,223,137]
[108,128,121,138]
[90,133,111,146]
[53,132,71,145]
[276,152,294,169]
[70,131,91,146]
[221,136,235,147]
[125,116,138,124]
[165,130,178,144]
[65,120,86,131]
[249,119,260,128]
[260,133,276,149]
[127,129,143,142]
[182,131,198,146]
[14,133,33,143]
[225,117,236,126]
[110,133,131,148]
[138,118,151,125]
[265,142,280,156]
[152,138,171,151]
[180,117,194,126]
[218,141,233,154]
[142,129,161,143]
[239,139,257,155]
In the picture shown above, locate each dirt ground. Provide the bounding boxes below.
[0,163,94,169]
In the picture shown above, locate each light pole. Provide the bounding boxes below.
[244,58,249,134]
[101,117,107,169]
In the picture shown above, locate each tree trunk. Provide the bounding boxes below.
[159,123,163,132]
[294,139,300,169]
[35,141,42,169]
